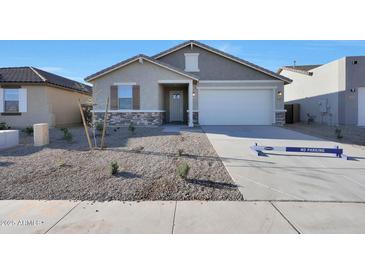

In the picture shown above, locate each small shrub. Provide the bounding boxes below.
[57,159,66,168]
[95,122,104,132]
[306,113,315,124]
[24,126,34,136]
[64,132,73,142]
[60,128,68,134]
[0,122,10,130]
[110,161,119,175]
[128,123,135,134]
[177,149,184,157]
[177,162,190,179]
[60,128,73,142]
[335,128,343,139]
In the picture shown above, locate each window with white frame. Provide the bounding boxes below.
[118,85,133,109]
[4,89,20,113]
[184,53,200,72]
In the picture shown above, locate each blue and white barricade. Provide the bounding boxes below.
[250,143,349,160]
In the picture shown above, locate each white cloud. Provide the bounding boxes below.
[215,42,242,55]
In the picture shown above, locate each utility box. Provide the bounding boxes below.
[0,130,19,150]
[285,104,300,124]
[33,123,49,146]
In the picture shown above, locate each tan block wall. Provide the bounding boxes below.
[46,86,90,127]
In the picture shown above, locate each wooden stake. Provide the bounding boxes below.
[100,97,109,149]
[78,100,93,150]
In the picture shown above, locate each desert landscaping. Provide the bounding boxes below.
[0,126,243,201]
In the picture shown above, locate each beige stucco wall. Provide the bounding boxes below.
[0,85,50,128]
[46,86,90,127]
[281,58,346,125]
[0,85,90,128]
[90,60,192,111]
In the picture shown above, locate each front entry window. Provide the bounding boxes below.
[4,89,20,113]
[118,85,133,109]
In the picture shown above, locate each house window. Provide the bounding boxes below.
[4,89,20,113]
[184,53,200,72]
[118,85,133,109]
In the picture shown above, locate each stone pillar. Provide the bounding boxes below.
[33,123,49,146]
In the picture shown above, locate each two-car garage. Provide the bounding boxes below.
[198,88,274,125]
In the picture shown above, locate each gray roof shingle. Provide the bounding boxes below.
[0,67,92,93]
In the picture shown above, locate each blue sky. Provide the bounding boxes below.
[1,40,365,83]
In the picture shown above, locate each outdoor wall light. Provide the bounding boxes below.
[277,91,283,96]
[350,88,356,93]
[193,91,196,96]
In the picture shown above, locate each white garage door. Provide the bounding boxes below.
[358,87,365,126]
[199,89,273,125]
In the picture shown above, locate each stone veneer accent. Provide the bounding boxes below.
[275,112,285,126]
[193,112,199,124]
[95,112,165,126]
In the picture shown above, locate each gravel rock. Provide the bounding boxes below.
[0,127,243,201]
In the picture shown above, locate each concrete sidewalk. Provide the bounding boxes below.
[1,200,365,234]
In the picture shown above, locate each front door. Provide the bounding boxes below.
[169,91,184,122]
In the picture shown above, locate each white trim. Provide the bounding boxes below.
[0,88,3,113]
[272,88,277,124]
[199,80,283,84]
[274,109,287,113]
[86,57,199,82]
[158,80,192,84]
[93,110,166,113]
[197,86,277,90]
[19,88,27,113]
[184,53,200,72]
[184,53,200,57]
[29,66,46,82]
[154,42,291,83]
[155,44,191,59]
[113,82,137,86]
[89,59,136,81]
[186,110,199,112]
[188,80,194,127]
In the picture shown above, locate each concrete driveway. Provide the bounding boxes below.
[202,126,365,202]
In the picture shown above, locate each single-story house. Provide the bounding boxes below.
[0,67,92,128]
[278,56,365,126]
[85,40,291,127]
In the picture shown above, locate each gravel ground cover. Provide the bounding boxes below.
[285,122,365,147]
[0,127,243,201]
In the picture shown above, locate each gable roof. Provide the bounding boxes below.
[278,65,322,76]
[0,67,92,93]
[152,40,292,84]
[85,54,199,82]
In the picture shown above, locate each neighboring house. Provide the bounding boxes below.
[0,67,92,128]
[278,56,365,126]
[85,40,291,127]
